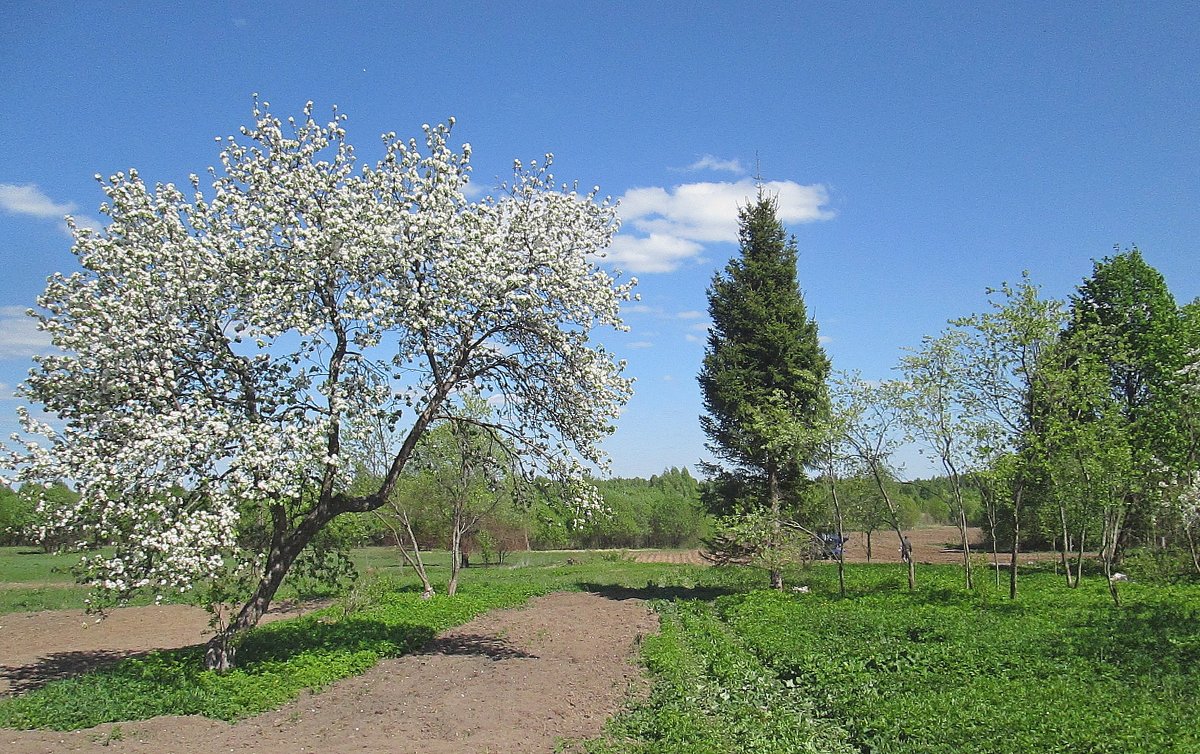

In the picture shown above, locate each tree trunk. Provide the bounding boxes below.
[448,520,462,597]
[1185,524,1200,575]
[1008,483,1023,600]
[865,529,873,562]
[204,502,332,671]
[829,476,847,598]
[375,508,435,599]
[1058,503,1076,587]
[1100,509,1121,606]
[957,505,973,589]
[945,464,973,589]
[1071,527,1086,589]
[768,464,784,591]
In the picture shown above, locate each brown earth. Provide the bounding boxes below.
[632,525,1054,567]
[1,592,657,754]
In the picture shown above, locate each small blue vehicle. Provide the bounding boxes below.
[815,532,848,559]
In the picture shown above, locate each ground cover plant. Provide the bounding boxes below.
[720,565,1200,754]
[5,550,1199,752]
[582,561,1199,754]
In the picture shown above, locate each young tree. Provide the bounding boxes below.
[898,331,981,588]
[832,373,917,590]
[952,273,1065,599]
[5,100,633,670]
[698,192,830,589]
[414,403,518,596]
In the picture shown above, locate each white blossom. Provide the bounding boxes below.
[6,101,633,607]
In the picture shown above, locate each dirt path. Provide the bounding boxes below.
[2,592,656,754]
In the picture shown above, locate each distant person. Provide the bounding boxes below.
[900,536,912,564]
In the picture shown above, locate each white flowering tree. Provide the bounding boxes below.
[5,99,634,670]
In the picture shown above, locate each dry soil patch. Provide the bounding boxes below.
[2,591,656,754]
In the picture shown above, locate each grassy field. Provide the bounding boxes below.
[3,546,1198,753]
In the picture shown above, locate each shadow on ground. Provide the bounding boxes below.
[578,582,741,603]
[423,633,538,660]
[1,649,150,695]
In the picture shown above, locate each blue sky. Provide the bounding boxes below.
[1,1,1197,479]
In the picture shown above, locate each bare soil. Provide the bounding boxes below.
[1,592,657,753]
[632,525,1055,567]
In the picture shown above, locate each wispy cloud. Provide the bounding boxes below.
[627,341,654,349]
[0,183,102,235]
[0,306,52,359]
[0,183,75,219]
[676,310,705,320]
[682,155,745,175]
[819,335,833,345]
[608,178,833,273]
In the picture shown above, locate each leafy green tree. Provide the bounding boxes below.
[0,485,36,546]
[899,330,983,588]
[831,373,918,589]
[952,273,1065,599]
[698,192,830,589]
[1065,247,1188,548]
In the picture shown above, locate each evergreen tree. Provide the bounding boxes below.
[698,192,830,588]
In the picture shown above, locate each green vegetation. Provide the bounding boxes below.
[589,563,1200,754]
[587,600,854,753]
[0,580,542,730]
[4,548,1199,753]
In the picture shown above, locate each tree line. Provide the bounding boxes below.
[700,189,1199,602]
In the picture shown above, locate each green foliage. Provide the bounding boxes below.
[533,468,709,550]
[0,486,36,546]
[720,567,1200,754]
[586,601,854,754]
[699,193,830,502]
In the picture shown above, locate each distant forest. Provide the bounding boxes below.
[1,470,977,553]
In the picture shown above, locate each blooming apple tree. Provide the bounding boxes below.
[5,99,634,669]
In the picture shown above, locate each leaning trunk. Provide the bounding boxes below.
[205,503,331,671]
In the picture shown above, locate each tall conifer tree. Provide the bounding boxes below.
[698,192,830,588]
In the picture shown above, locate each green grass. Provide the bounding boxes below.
[6,548,1197,753]
[718,566,1200,754]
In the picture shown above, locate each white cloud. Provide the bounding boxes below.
[0,183,102,235]
[819,335,833,345]
[676,310,705,320]
[627,341,654,349]
[606,233,704,274]
[610,178,833,273]
[683,155,745,174]
[684,333,704,344]
[0,306,52,359]
[0,183,75,219]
